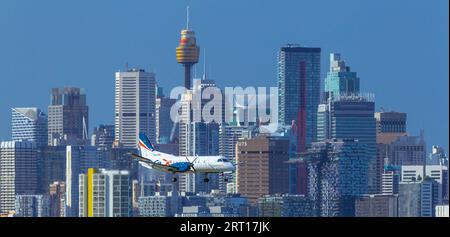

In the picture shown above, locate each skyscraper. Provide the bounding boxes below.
[65,145,107,217]
[0,141,38,214]
[389,134,426,166]
[178,79,221,193]
[48,87,89,146]
[11,107,48,148]
[79,168,131,217]
[278,44,321,151]
[316,95,377,193]
[375,111,407,144]
[236,135,290,203]
[114,68,156,148]
[278,44,321,195]
[156,94,177,144]
[40,146,66,194]
[176,6,200,89]
[219,125,250,192]
[304,139,369,217]
[324,53,360,98]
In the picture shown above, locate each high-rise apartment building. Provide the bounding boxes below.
[0,141,38,214]
[79,168,131,217]
[305,139,369,217]
[48,87,89,146]
[11,107,48,148]
[79,168,132,217]
[114,68,156,148]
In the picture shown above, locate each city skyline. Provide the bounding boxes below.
[0,0,448,151]
[0,1,449,219]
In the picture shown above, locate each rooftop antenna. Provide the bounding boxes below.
[203,48,207,80]
[186,6,190,30]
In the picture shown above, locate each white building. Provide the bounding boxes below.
[79,169,131,217]
[115,68,156,148]
[381,170,400,195]
[435,205,449,217]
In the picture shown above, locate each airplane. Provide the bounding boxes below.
[130,133,235,183]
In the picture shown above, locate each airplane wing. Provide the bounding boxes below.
[130,153,179,173]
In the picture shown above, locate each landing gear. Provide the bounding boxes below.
[204,177,210,183]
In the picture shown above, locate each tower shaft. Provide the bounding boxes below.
[184,64,192,89]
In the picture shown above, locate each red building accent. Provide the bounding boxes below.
[296,61,308,195]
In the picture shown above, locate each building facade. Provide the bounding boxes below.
[257,194,313,217]
[65,145,108,217]
[114,68,156,148]
[11,107,48,148]
[305,139,369,217]
[355,194,398,217]
[91,124,115,147]
[49,181,66,217]
[317,95,377,193]
[14,194,49,217]
[236,135,290,203]
[48,87,89,146]
[0,141,38,214]
[79,168,132,217]
[324,53,360,98]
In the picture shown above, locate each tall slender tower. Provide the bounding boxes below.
[176,6,200,89]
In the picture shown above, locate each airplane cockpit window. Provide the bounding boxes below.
[217,158,229,162]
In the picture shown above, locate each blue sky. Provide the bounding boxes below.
[0,0,448,151]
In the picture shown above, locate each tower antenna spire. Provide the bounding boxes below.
[186,6,190,30]
[203,48,207,80]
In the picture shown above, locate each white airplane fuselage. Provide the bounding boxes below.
[139,149,235,174]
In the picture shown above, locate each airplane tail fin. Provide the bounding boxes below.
[138,133,156,157]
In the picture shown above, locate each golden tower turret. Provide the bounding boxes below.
[176,6,200,89]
